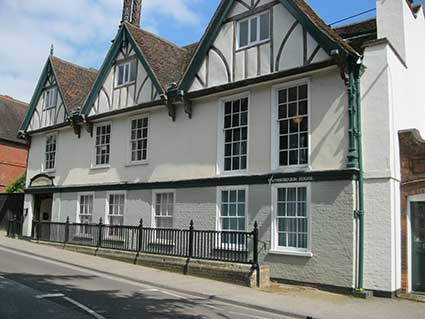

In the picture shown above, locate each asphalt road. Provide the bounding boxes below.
[0,246,291,319]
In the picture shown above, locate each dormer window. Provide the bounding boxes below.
[237,11,270,50]
[43,87,58,110]
[115,60,137,87]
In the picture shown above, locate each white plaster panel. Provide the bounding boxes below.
[246,47,258,78]
[278,23,304,71]
[273,3,297,62]
[259,43,271,75]
[311,48,330,64]
[234,51,245,81]
[208,49,229,86]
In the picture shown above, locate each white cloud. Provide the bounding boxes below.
[0,0,203,102]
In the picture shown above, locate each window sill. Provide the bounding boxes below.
[90,165,111,171]
[236,39,270,52]
[217,170,249,177]
[269,250,313,257]
[114,81,136,90]
[42,169,56,174]
[125,161,149,167]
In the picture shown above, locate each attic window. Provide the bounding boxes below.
[237,11,270,50]
[115,60,137,87]
[43,87,58,110]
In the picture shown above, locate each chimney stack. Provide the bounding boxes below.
[122,0,142,27]
[376,0,411,63]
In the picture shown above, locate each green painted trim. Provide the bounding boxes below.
[25,169,358,194]
[354,64,365,291]
[20,59,51,131]
[347,69,358,169]
[81,25,163,115]
[179,0,357,92]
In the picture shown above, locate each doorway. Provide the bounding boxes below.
[411,201,425,294]
[34,194,53,222]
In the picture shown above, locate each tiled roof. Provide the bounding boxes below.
[50,56,98,111]
[125,22,194,89]
[0,95,28,144]
[290,0,359,56]
[334,18,378,51]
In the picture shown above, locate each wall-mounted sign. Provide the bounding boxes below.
[29,174,55,188]
[271,176,314,183]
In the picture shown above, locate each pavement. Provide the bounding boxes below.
[0,235,424,319]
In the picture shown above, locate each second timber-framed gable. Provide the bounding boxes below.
[83,23,163,117]
[181,0,358,93]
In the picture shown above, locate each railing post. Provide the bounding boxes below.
[138,218,143,252]
[98,217,103,248]
[188,220,194,259]
[253,221,260,287]
[65,217,70,244]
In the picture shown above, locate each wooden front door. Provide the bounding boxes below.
[411,202,425,293]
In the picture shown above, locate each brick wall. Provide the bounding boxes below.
[0,142,27,192]
[399,130,425,292]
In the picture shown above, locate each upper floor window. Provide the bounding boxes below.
[272,82,309,169]
[238,11,270,49]
[44,135,56,171]
[94,124,111,166]
[43,87,58,110]
[129,116,149,163]
[219,95,249,174]
[115,60,137,87]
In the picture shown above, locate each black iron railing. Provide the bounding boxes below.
[7,216,22,238]
[32,218,259,267]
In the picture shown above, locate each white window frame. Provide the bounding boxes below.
[151,190,176,229]
[115,60,137,88]
[271,79,311,172]
[237,11,271,50]
[43,87,58,110]
[217,92,250,176]
[127,114,150,166]
[92,122,112,169]
[76,192,95,237]
[105,191,126,226]
[216,185,249,250]
[151,190,176,245]
[271,182,312,257]
[43,133,58,173]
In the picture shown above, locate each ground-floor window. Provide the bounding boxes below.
[272,183,311,254]
[77,193,94,236]
[107,192,125,230]
[217,186,248,247]
[153,191,175,229]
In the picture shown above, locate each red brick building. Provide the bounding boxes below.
[400,130,425,294]
[0,95,28,192]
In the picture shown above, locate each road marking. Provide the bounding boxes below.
[63,296,107,319]
[228,311,270,319]
[159,290,189,299]
[140,288,159,292]
[36,293,65,299]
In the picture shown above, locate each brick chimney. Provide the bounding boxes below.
[122,0,142,27]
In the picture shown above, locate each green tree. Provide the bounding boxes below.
[5,174,25,193]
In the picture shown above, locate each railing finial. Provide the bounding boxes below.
[99,217,103,225]
[139,218,143,227]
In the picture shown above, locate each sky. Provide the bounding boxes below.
[0,0,379,103]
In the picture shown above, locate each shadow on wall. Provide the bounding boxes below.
[1,272,222,319]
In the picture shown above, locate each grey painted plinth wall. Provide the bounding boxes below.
[50,180,356,289]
